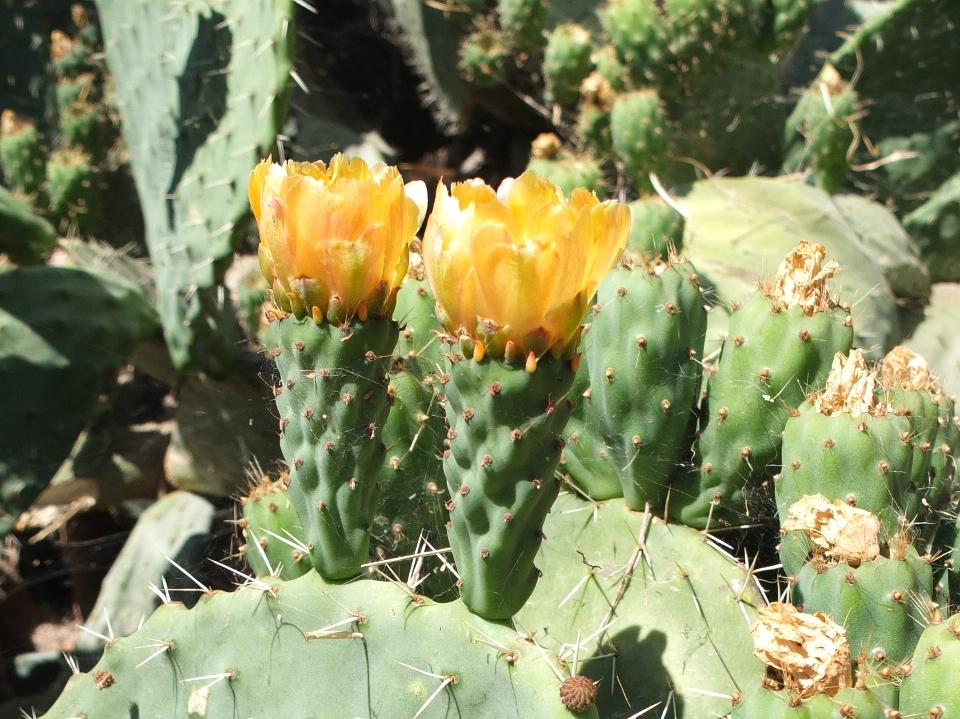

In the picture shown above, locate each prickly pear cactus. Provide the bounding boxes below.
[784,499,934,665]
[240,473,312,581]
[570,252,706,511]
[95,0,295,375]
[734,602,896,719]
[41,572,599,719]
[0,266,157,536]
[777,350,916,535]
[899,611,960,718]
[543,23,594,105]
[782,64,858,194]
[681,177,900,359]
[0,110,46,196]
[517,493,765,719]
[0,185,56,265]
[671,242,853,529]
[441,348,575,619]
[610,89,667,193]
[268,315,398,580]
[625,195,685,259]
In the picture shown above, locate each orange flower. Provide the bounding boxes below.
[422,170,629,358]
[249,155,427,323]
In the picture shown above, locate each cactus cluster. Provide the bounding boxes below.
[3,2,960,719]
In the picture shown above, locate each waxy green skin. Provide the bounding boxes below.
[576,257,706,511]
[241,483,312,581]
[610,89,667,194]
[887,385,940,523]
[899,613,960,718]
[517,493,766,719]
[778,402,915,537]
[792,544,933,665]
[269,316,398,580]
[732,684,891,719]
[671,294,852,529]
[40,572,596,719]
[442,353,575,620]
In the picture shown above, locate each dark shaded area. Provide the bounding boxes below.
[583,628,684,718]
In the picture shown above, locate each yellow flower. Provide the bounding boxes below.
[249,155,427,323]
[422,170,629,359]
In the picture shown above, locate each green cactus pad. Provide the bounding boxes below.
[268,316,398,580]
[442,352,576,619]
[903,169,960,283]
[517,493,765,718]
[0,266,157,536]
[97,0,294,375]
[41,572,598,719]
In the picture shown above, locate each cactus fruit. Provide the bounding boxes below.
[374,269,451,592]
[781,495,934,665]
[0,110,46,197]
[764,0,813,53]
[626,195,685,259]
[268,316,398,580]
[679,177,900,359]
[777,349,917,535]
[240,472,312,581]
[610,88,667,193]
[569,252,706,511]
[441,351,575,619]
[46,148,99,233]
[734,602,895,718]
[420,170,628,619]
[517,493,765,718]
[41,572,599,719]
[0,185,56,265]
[252,155,426,581]
[459,23,509,87]
[527,133,604,197]
[577,71,615,156]
[497,0,546,60]
[671,242,853,529]
[879,346,944,524]
[543,23,594,105]
[600,0,671,90]
[899,611,960,719]
[783,64,858,194]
